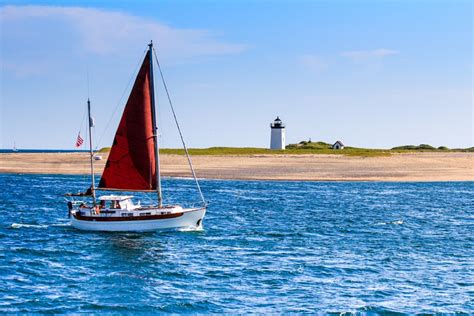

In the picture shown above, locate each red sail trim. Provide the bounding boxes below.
[98,54,157,191]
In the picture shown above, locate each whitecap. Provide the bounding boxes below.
[51,223,71,227]
[11,223,48,229]
[178,225,204,232]
[375,220,404,226]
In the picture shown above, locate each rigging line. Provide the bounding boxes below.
[77,104,87,136]
[92,125,98,155]
[86,66,90,99]
[94,49,148,151]
[76,103,88,187]
[143,192,156,204]
[152,47,206,207]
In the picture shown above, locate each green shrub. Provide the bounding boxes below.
[418,144,435,150]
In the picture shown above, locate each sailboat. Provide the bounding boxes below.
[66,42,207,232]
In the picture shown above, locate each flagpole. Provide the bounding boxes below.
[87,99,97,206]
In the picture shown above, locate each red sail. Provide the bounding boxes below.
[98,54,156,191]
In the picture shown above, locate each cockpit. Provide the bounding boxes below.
[97,195,138,211]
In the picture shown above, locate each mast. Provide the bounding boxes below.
[148,41,163,207]
[87,99,97,205]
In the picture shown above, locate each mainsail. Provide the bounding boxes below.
[98,54,157,191]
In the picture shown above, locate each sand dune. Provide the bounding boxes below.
[0,152,472,181]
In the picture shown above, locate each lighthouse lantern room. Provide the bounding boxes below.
[270,116,286,150]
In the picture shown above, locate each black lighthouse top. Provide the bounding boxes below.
[270,116,285,129]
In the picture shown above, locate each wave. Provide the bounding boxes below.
[376,220,404,226]
[178,225,204,232]
[11,223,48,229]
[51,223,71,227]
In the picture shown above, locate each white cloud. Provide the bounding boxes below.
[299,54,328,72]
[340,49,399,62]
[1,5,247,60]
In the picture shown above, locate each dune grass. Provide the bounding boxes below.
[98,142,472,157]
[160,146,392,157]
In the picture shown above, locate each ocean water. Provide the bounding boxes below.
[0,174,472,314]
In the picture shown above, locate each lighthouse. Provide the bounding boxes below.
[270,116,286,150]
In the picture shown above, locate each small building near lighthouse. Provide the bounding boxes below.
[332,140,345,150]
[270,117,286,150]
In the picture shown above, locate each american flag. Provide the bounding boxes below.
[75,133,84,147]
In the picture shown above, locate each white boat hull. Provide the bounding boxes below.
[70,207,206,232]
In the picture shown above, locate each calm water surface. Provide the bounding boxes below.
[0,174,472,313]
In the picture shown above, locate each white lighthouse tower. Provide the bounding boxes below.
[270,116,286,150]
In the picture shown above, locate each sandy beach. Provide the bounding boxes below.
[0,152,472,181]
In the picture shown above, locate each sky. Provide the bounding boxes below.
[1,0,472,149]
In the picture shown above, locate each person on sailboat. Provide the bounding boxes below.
[65,185,94,197]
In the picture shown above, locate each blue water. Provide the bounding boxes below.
[0,174,472,314]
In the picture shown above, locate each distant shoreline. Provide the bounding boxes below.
[0,149,88,154]
[2,142,472,156]
[1,152,472,182]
